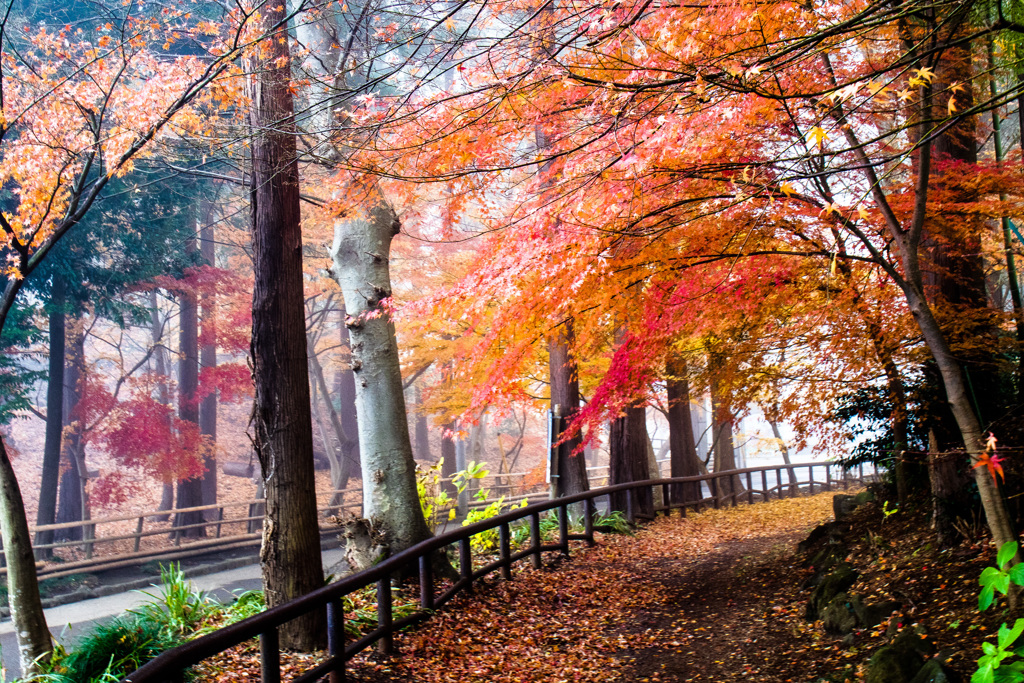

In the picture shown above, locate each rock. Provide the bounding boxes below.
[807,563,859,620]
[823,592,858,634]
[834,494,860,522]
[908,660,962,683]
[865,627,933,683]
[853,597,902,629]
[798,523,833,554]
[854,489,875,506]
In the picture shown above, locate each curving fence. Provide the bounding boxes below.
[121,461,876,683]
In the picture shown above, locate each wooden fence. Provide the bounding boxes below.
[121,461,876,683]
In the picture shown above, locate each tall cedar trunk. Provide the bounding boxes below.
[247,2,326,650]
[151,290,174,520]
[56,322,86,540]
[549,323,589,498]
[708,351,744,500]
[176,233,205,537]
[199,220,218,509]
[988,38,1024,404]
[609,406,651,517]
[330,196,435,568]
[922,36,1015,550]
[414,387,431,462]
[35,276,65,558]
[666,353,701,505]
[337,305,360,483]
[928,430,973,546]
[440,417,457,497]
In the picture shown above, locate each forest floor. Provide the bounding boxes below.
[197,489,1004,682]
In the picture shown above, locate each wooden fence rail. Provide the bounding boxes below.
[120,461,876,683]
[9,470,553,579]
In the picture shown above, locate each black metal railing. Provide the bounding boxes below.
[121,461,875,683]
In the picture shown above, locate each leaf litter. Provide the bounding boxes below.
[194,490,1002,682]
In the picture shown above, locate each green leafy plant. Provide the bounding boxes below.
[130,563,216,640]
[417,458,455,531]
[26,614,175,683]
[593,510,633,535]
[881,500,898,521]
[972,541,1024,683]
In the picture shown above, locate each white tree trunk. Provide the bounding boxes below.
[330,196,433,565]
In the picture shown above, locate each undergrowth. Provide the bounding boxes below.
[21,563,265,683]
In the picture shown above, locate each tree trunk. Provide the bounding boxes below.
[247,2,325,650]
[35,276,65,559]
[329,193,436,569]
[336,305,361,484]
[440,417,457,497]
[175,234,205,538]
[414,387,431,462]
[609,405,651,517]
[666,353,701,505]
[0,436,51,675]
[150,290,174,522]
[549,323,589,499]
[199,219,218,510]
[767,417,797,493]
[708,351,744,502]
[56,321,86,541]
[308,336,353,504]
[928,429,972,547]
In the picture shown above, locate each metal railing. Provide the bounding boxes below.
[121,461,874,683]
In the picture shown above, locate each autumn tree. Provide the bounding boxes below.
[245,0,326,650]
[0,4,244,672]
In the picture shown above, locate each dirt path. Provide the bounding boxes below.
[344,493,837,683]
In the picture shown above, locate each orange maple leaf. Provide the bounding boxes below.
[973,433,1005,483]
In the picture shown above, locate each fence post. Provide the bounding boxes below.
[761,470,769,502]
[377,577,394,655]
[260,628,280,683]
[731,474,739,506]
[661,483,670,514]
[584,498,595,546]
[808,465,814,494]
[419,554,434,610]
[625,488,635,522]
[558,504,569,557]
[216,507,225,538]
[134,516,144,552]
[530,511,542,569]
[827,465,833,491]
[327,599,345,683]
[746,472,754,504]
[499,523,513,579]
[459,537,473,589]
[711,477,721,509]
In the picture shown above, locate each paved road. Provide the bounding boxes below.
[0,548,346,681]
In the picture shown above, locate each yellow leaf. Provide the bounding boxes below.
[808,126,828,146]
[779,182,796,197]
[914,66,936,83]
[857,206,869,220]
[947,96,958,115]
